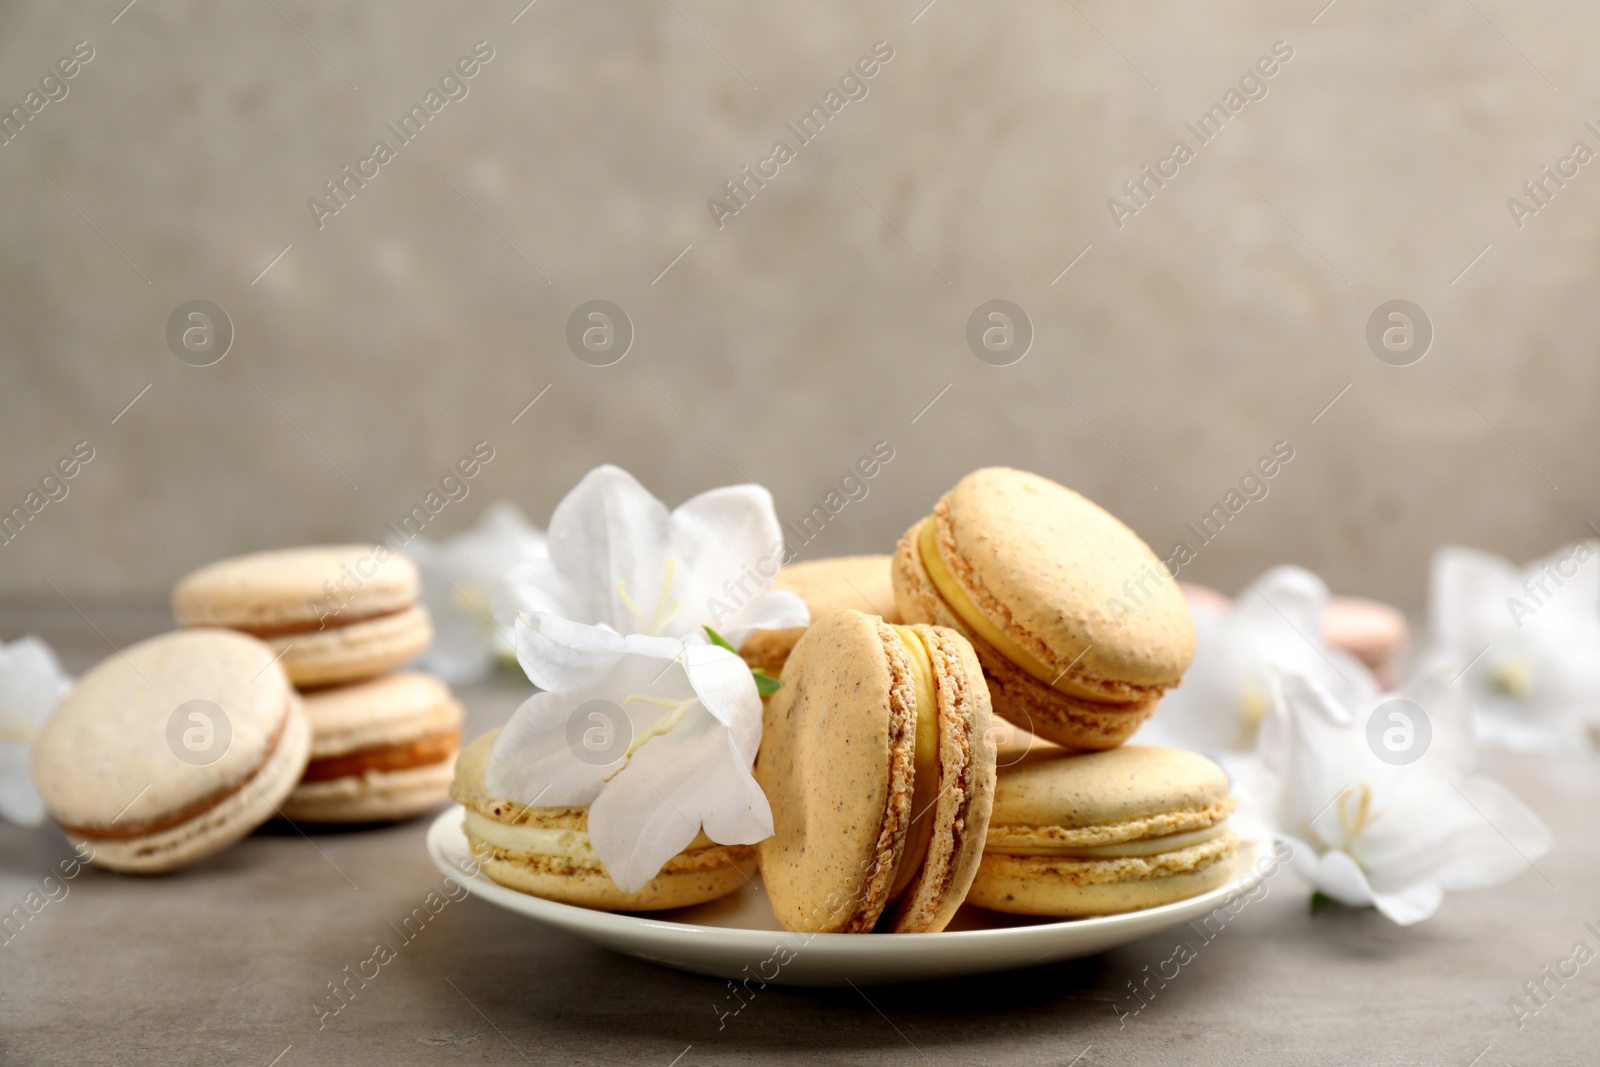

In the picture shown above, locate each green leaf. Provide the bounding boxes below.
[1309,891,1336,916]
[704,625,784,695]
[703,625,737,654]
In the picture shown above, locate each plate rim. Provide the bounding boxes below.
[425,804,1272,953]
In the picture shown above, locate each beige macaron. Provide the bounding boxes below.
[967,745,1239,917]
[31,629,310,874]
[894,467,1195,750]
[740,555,901,675]
[755,609,996,933]
[171,545,432,688]
[281,671,463,824]
[450,730,755,911]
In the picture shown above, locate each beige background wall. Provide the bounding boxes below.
[3,0,1598,614]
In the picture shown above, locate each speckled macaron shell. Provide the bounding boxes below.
[968,745,1239,917]
[261,604,433,688]
[755,610,912,932]
[894,521,1157,750]
[448,731,753,911]
[30,629,310,873]
[172,545,419,629]
[754,609,994,934]
[933,468,1194,695]
[281,671,463,823]
[740,555,901,675]
[887,623,996,934]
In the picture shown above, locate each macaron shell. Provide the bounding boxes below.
[268,604,433,688]
[967,834,1240,916]
[171,545,418,629]
[754,609,914,933]
[888,624,996,933]
[32,629,295,832]
[282,758,457,823]
[68,697,312,874]
[469,842,757,911]
[935,468,1194,691]
[894,525,1156,750]
[301,670,462,758]
[988,745,1232,832]
[740,555,900,675]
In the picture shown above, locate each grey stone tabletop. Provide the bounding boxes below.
[3,606,1596,1066]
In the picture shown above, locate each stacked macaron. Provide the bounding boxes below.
[967,745,1240,916]
[893,467,1196,750]
[172,546,461,823]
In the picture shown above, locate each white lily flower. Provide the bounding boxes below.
[1427,543,1600,752]
[491,465,807,651]
[1140,567,1374,766]
[0,636,73,826]
[485,614,771,891]
[402,501,548,684]
[1239,662,1553,925]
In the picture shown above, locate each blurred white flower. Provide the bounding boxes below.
[486,614,770,891]
[0,636,73,826]
[1142,567,1373,766]
[1427,543,1600,752]
[492,465,807,650]
[1239,662,1552,925]
[403,501,547,684]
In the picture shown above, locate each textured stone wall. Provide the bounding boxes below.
[3,0,1596,611]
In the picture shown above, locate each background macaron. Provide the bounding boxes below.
[755,609,995,933]
[30,629,310,874]
[740,555,900,675]
[450,730,755,911]
[894,467,1195,750]
[968,745,1239,917]
[171,545,431,688]
[282,671,463,824]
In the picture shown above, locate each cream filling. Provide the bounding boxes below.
[996,821,1229,859]
[464,811,715,860]
[918,518,1084,695]
[887,625,940,903]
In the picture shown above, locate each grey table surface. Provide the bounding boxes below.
[3,605,1597,1067]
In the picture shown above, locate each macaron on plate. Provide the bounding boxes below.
[425,811,1267,986]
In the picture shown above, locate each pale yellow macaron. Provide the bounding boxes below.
[449,730,755,911]
[740,555,900,675]
[967,745,1239,917]
[31,629,310,874]
[894,467,1195,750]
[171,545,432,688]
[755,609,996,933]
[282,671,463,823]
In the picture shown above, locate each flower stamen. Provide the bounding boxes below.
[603,695,699,781]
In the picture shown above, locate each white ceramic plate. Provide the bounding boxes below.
[427,805,1264,986]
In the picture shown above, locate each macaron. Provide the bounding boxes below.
[1323,596,1408,675]
[450,730,756,911]
[172,545,432,688]
[755,609,996,933]
[894,467,1195,750]
[740,555,900,675]
[967,745,1239,917]
[31,629,310,874]
[281,671,463,823]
